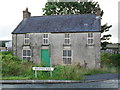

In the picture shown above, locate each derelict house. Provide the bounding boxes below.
[12,8,101,68]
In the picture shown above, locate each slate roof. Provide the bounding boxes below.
[12,14,101,34]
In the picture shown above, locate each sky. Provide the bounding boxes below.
[0,0,119,43]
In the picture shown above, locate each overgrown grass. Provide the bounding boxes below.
[82,65,118,75]
[0,51,119,80]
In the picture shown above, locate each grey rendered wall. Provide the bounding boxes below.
[12,34,24,59]
[50,32,100,68]
[12,32,100,68]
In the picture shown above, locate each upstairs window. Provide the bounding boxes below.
[22,49,31,61]
[24,34,30,45]
[87,33,94,45]
[64,33,70,45]
[63,50,72,64]
[43,34,49,45]
[88,33,93,38]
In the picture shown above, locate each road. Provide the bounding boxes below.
[1,79,119,88]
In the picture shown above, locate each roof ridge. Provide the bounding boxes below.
[30,13,96,18]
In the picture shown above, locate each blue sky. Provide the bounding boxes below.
[0,0,119,43]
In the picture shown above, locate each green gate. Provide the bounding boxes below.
[41,49,50,67]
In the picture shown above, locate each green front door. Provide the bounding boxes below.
[41,49,50,67]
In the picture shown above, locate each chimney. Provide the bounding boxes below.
[95,4,101,16]
[23,8,31,19]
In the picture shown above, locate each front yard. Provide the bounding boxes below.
[0,51,119,80]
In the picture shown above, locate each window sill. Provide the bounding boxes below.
[87,44,95,46]
[23,44,30,46]
[41,44,50,46]
[62,64,72,65]
[63,44,71,46]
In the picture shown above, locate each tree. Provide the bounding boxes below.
[42,0,112,50]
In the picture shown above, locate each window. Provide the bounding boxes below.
[24,34,30,45]
[87,33,94,45]
[63,50,72,64]
[64,33,70,45]
[22,49,31,61]
[88,33,93,38]
[43,34,49,45]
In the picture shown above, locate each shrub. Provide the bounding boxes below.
[101,53,120,67]
[1,52,33,77]
[2,51,12,55]
[2,54,21,76]
[110,54,120,66]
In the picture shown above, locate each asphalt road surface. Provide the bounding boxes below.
[1,79,119,88]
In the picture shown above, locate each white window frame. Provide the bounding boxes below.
[63,49,72,64]
[24,34,30,45]
[87,33,94,45]
[43,33,49,45]
[22,49,31,61]
[64,33,71,45]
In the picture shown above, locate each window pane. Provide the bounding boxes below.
[65,39,67,44]
[23,50,26,56]
[27,50,31,56]
[25,34,29,38]
[25,39,29,44]
[65,34,67,38]
[63,58,71,64]
[27,57,31,61]
[44,34,48,38]
[88,33,93,37]
[91,39,93,43]
[88,39,91,43]
[88,39,93,44]
[91,33,93,37]
[43,34,46,38]
[43,39,46,44]
[63,58,66,64]
[63,50,67,56]
[65,34,69,38]
[46,34,48,38]
[43,34,48,44]
[46,39,48,44]
[65,39,70,44]
[23,57,26,60]
[65,34,70,44]
[68,39,70,44]
[68,58,71,64]
[68,50,71,56]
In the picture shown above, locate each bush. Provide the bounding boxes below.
[110,54,120,66]
[2,51,12,55]
[1,54,22,76]
[101,53,120,67]
[1,52,34,77]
